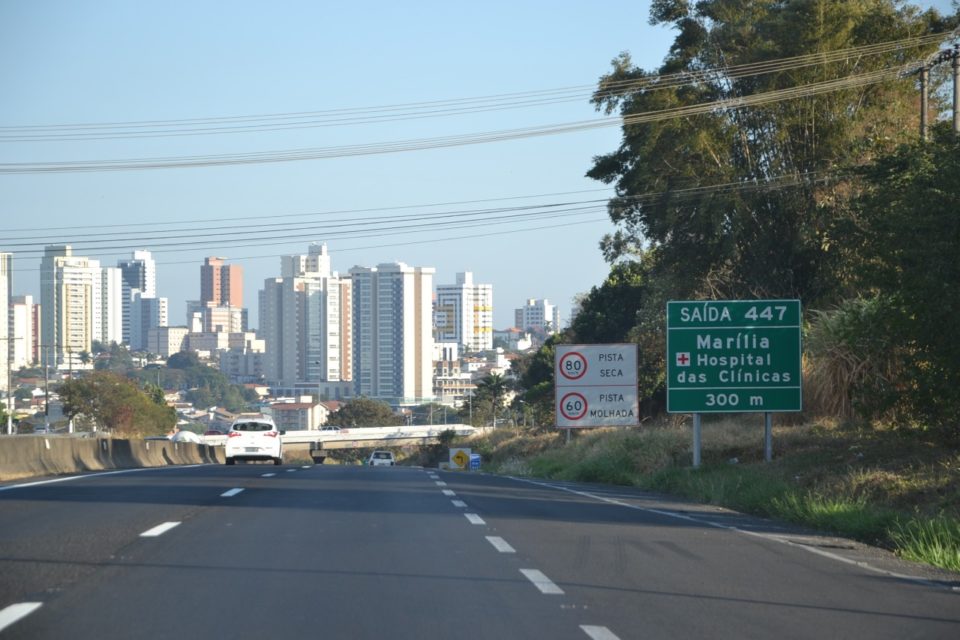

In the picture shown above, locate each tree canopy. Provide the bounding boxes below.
[58,371,176,436]
[328,398,398,427]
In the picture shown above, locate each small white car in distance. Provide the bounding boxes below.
[225,416,284,465]
[367,451,396,466]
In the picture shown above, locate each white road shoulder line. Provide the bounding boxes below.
[486,536,516,553]
[581,625,621,640]
[0,603,43,633]
[140,522,181,537]
[221,488,244,497]
[511,476,952,591]
[520,569,564,594]
[465,513,486,525]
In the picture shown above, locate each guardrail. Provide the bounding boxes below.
[202,424,476,448]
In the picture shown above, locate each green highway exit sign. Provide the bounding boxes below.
[666,300,802,413]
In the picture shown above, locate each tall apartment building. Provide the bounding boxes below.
[97,267,124,345]
[40,245,121,366]
[117,250,156,345]
[349,261,434,407]
[434,271,493,353]
[201,257,243,307]
[10,295,39,370]
[259,244,351,389]
[0,253,10,396]
[514,298,561,335]
[130,293,168,351]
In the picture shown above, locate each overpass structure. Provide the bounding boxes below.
[203,424,476,452]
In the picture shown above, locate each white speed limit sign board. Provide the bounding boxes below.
[555,344,639,428]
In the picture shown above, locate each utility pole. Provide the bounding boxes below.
[916,44,960,140]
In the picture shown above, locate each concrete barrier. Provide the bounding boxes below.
[0,436,224,482]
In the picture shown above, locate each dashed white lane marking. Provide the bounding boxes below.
[140,522,181,537]
[435,481,447,487]
[465,513,486,525]
[452,500,468,508]
[580,625,621,640]
[442,489,456,496]
[286,469,297,473]
[0,603,43,633]
[301,465,312,469]
[520,569,564,595]
[428,474,439,479]
[486,536,516,553]
[221,488,244,497]
[261,473,276,477]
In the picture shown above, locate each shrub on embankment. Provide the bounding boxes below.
[459,418,960,572]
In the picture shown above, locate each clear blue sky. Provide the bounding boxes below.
[0,1,955,330]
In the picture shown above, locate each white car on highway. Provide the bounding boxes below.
[225,416,284,465]
[367,451,396,466]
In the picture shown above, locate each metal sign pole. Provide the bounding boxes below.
[693,413,701,468]
[764,413,773,462]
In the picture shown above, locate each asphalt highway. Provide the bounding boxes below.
[0,463,958,639]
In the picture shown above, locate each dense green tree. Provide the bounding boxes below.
[474,373,510,427]
[58,372,175,436]
[410,403,455,425]
[94,342,135,373]
[847,126,960,428]
[589,0,953,306]
[328,398,398,427]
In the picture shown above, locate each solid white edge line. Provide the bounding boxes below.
[465,513,485,525]
[452,500,468,508]
[486,536,516,553]
[580,625,621,640]
[221,488,244,497]
[0,603,42,633]
[140,522,181,537]
[0,465,207,492]
[509,476,953,591]
[0,603,43,633]
[520,569,564,595]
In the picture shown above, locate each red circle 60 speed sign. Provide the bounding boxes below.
[559,392,588,421]
[558,351,588,380]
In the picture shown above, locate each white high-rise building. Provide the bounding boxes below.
[130,294,168,352]
[350,261,434,407]
[41,246,97,366]
[97,267,124,345]
[118,250,156,345]
[260,244,352,388]
[41,246,126,365]
[434,271,493,353]
[514,298,561,335]
[10,295,38,370]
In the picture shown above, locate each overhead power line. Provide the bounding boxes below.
[4,169,838,260]
[0,33,946,143]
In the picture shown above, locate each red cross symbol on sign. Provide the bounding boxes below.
[676,352,691,366]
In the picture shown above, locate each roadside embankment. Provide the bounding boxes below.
[0,436,224,482]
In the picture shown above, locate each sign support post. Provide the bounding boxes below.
[764,413,773,462]
[693,413,702,468]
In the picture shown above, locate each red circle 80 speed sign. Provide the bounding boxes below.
[558,351,588,381]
